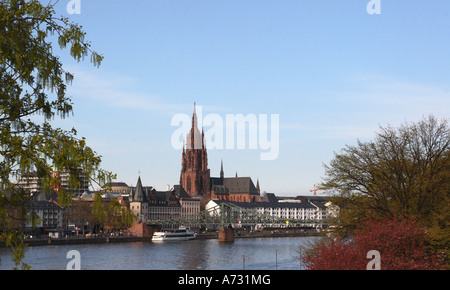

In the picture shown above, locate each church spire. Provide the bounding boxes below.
[180,103,211,197]
[192,102,198,128]
[134,176,145,203]
[220,159,224,179]
[187,102,202,150]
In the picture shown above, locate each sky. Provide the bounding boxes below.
[49,0,450,196]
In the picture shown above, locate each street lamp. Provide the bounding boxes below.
[275,249,280,270]
[243,255,249,270]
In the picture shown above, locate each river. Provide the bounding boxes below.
[0,236,322,270]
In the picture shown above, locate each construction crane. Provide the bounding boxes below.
[309,184,323,196]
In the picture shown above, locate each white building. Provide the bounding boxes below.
[24,199,63,237]
[17,169,90,196]
[16,172,41,195]
[205,199,327,226]
[174,184,201,218]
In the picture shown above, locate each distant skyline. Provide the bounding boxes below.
[48,1,449,195]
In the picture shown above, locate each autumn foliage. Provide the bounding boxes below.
[301,216,447,270]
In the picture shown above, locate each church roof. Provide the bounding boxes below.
[222,177,259,195]
[212,184,229,194]
[133,176,146,203]
[210,176,259,195]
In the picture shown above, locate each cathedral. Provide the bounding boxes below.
[180,104,261,202]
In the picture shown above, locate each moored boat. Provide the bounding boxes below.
[152,227,196,241]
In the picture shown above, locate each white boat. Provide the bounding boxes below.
[152,227,196,241]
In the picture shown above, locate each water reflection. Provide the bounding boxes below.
[0,236,322,270]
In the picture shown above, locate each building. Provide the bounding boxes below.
[129,176,150,221]
[103,181,131,195]
[52,168,90,194]
[180,103,210,197]
[174,184,201,218]
[17,168,90,196]
[179,104,261,203]
[205,199,323,227]
[24,190,63,236]
[147,189,181,222]
[129,176,181,225]
[210,169,261,202]
[16,172,41,196]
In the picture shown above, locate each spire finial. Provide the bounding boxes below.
[192,102,198,128]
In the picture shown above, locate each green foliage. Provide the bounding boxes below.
[321,116,449,258]
[107,198,136,229]
[0,0,114,269]
[2,230,31,270]
[92,193,106,225]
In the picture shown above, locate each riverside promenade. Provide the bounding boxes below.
[0,236,152,247]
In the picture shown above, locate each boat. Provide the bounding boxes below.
[152,227,196,241]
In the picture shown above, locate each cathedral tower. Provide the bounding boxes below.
[180,104,211,197]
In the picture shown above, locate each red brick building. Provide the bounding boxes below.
[180,104,210,197]
[179,104,261,203]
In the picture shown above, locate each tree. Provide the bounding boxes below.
[0,0,114,269]
[321,116,449,238]
[92,193,106,231]
[106,198,136,230]
[301,216,446,270]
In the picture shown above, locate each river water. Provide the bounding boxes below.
[0,236,321,270]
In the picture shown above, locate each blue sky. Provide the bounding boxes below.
[50,0,449,195]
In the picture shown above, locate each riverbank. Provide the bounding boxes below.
[0,236,152,247]
[0,230,322,248]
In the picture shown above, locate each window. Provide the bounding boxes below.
[187,176,191,192]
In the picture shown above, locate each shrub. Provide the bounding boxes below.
[301,216,447,270]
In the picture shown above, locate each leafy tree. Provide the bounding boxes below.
[120,206,135,229]
[0,0,114,269]
[321,116,449,239]
[92,193,106,230]
[107,198,136,230]
[65,197,91,235]
[301,216,447,270]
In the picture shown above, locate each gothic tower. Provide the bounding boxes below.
[180,104,211,197]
